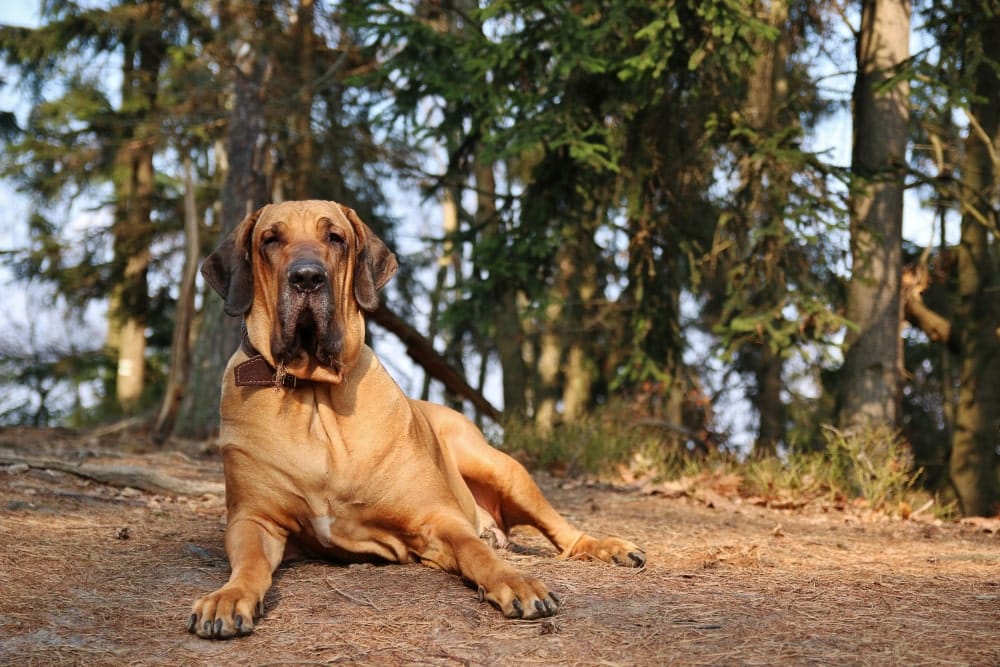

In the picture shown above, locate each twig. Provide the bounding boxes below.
[909,497,935,519]
[325,579,383,612]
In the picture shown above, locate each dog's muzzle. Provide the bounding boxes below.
[272,258,342,369]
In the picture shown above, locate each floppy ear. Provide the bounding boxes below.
[200,208,262,317]
[340,204,399,313]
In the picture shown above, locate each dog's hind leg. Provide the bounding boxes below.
[416,401,646,568]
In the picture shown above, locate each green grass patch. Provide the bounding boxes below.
[500,412,950,518]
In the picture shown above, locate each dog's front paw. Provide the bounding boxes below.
[568,535,646,568]
[477,571,559,620]
[188,585,263,639]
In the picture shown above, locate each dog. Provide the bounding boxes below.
[188,200,644,639]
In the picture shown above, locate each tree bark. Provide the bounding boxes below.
[560,234,600,424]
[534,297,563,435]
[0,450,223,497]
[950,15,1000,516]
[753,344,784,458]
[291,0,315,200]
[839,0,911,432]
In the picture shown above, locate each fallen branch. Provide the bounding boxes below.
[0,450,224,497]
[370,303,502,422]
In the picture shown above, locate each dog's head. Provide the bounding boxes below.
[201,200,398,383]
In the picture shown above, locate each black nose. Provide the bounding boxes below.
[288,260,327,293]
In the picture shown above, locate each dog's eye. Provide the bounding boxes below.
[327,231,345,247]
[261,233,281,248]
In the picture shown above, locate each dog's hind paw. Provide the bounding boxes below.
[566,535,646,568]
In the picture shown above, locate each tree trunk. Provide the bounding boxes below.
[421,189,459,401]
[838,0,910,432]
[560,230,599,423]
[152,157,200,443]
[291,0,315,200]
[476,162,528,418]
[178,38,273,437]
[743,0,789,457]
[753,344,784,458]
[108,15,163,413]
[951,16,1000,516]
[534,297,563,435]
[562,344,593,423]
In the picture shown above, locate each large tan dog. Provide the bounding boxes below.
[189,200,644,639]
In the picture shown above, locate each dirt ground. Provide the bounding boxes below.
[1,427,998,667]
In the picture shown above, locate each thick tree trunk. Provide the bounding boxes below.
[951,16,1000,516]
[838,0,910,432]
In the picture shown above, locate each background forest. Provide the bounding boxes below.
[0,0,997,517]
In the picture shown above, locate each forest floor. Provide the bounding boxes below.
[1,426,998,667]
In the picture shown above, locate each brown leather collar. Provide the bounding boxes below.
[234,325,309,388]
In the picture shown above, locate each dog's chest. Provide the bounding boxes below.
[282,441,414,563]
[301,502,411,563]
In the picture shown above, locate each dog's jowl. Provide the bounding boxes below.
[189,200,645,639]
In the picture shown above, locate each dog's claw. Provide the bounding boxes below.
[511,597,524,618]
[190,584,261,639]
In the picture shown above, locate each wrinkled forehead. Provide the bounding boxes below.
[253,200,355,242]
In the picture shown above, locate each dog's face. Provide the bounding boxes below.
[201,200,398,382]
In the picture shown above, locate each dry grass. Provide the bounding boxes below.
[1,428,998,666]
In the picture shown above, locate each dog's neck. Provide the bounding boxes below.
[234,328,308,389]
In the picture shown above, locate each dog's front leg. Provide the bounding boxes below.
[188,517,287,639]
[422,518,559,620]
